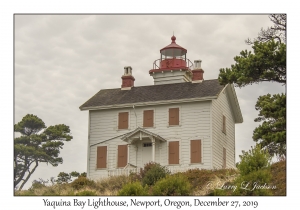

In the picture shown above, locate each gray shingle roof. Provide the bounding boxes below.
[79,79,224,110]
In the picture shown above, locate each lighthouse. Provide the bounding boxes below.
[149,35,198,85]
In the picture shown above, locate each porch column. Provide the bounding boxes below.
[127,144,130,164]
[152,137,155,162]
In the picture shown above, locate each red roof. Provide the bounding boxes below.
[160,35,187,53]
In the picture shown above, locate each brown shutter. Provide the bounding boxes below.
[223,147,226,169]
[222,115,226,134]
[118,145,128,168]
[191,140,201,163]
[169,141,179,164]
[118,112,128,129]
[169,108,179,125]
[143,110,154,127]
[97,146,107,168]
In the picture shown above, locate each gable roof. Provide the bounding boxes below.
[79,79,224,110]
[121,127,167,144]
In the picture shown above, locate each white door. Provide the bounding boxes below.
[142,142,152,165]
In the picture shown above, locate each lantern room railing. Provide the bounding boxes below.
[153,58,194,70]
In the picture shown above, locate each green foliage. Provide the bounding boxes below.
[56,171,86,184]
[140,162,170,186]
[118,182,148,196]
[237,144,271,176]
[71,177,95,190]
[219,40,286,87]
[14,114,73,190]
[232,169,273,196]
[253,93,286,157]
[231,144,273,196]
[152,174,191,196]
[75,190,97,196]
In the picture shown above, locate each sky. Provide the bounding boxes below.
[13,14,287,190]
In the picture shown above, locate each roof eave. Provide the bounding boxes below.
[79,96,218,111]
[224,84,243,123]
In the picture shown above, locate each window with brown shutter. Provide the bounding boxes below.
[97,146,107,169]
[169,108,179,126]
[223,147,226,169]
[118,112,129,129]
[143,110,154,127]
[190,140,202,163]
[168,141,179,164]
[118,145,128,168]
[222,115,226,134]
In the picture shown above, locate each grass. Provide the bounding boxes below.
[15,160,286,196]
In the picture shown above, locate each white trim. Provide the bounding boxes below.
[80,96,217,111]
[87,111,91,178]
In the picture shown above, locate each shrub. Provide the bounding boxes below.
[118,182,148,196]
[71,177,95,190]
[141,162,170,186]
[75,190,97,196]
[152,174,191,196]
[237,144,271,176]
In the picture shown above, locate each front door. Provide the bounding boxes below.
[142,142,152,165]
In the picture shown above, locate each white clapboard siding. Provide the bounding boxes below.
[88,100,213,180]
[211,85,236,169]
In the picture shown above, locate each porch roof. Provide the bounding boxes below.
[121,127,166,143]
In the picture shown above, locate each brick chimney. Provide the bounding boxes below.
[192,60,204,83]
[121,66,135,90]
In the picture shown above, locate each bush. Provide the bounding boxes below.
[75,190,97,196]
[71,177,95,190]
[140,162,170,186]
[152,174,191,196]
[237,144,271,176]
[118,182,148,196]
[232,169,273,196]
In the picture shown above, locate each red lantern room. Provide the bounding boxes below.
[149,35,195,85]
[149,35,193,73]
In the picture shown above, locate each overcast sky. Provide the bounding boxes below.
[14,14,286,190]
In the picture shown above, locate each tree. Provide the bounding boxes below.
[14,114,73,190]
[246,14,286,45]
[218,14,286,157]
[218,40,286,87]
[253,94,286,157]
[55,171,87,184]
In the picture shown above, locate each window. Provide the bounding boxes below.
[118,112,129,129]
[190,140,202,163]
[143,110,154,127]
[143,143,152,147]
[117,145,127,168]
[168,141,179,164]
[169,108,179,126]
[97,146,107,169]
[222,147,226,169]
[222,115,226,134]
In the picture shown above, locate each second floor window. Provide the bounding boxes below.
[118,112,128,129]
[143,110,154,127]
[169,108,179,125]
